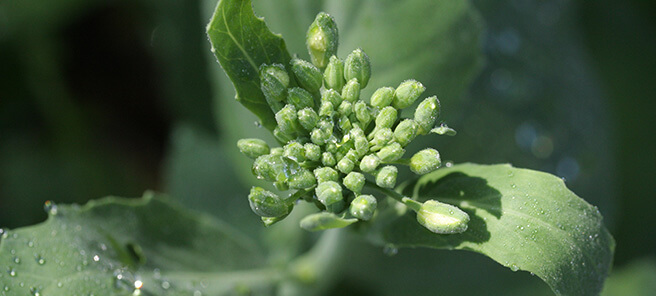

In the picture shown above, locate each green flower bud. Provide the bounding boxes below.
[283,142,306,162]
[316,181,343,206]
[260,64,289,110]
[306,12,339,69]
[325,141,338,153]
[276,104,300,135]
[354,101,372,126]
[304,143,321,161]
[375,106,398,129]
[321,151,337,166]
[414,96,440,135]
[252,154,300,183]
[409,148,441,175]
[237,138,270,159]
[288,169,317,189]
[291,58,323,93]
[314,167,339,183]
[338,101,353,117]
[270,147,283,156]
[300,212,357,232]
[273,126,294,143]
[336,157,355,174]
[344,149,360,162]
[322,89,343,106]
[354,134,369,158]
[393,119,418,147]
[377,142,405,162]
[323,55,345,90]
[343,172,365,194]
[287,87,315,110]
[248,187,289,217]
[337,115,352,133]
[392,79,425,109]
[342,78,361,103]
[319,101,334,117]
[416,200,469,234]
[344,48,371,88]
[370,127,393,145]
[376,165,398,188]
[298,107,319,131]
[370,87,395,108]
[360,154,381,173]
[311,128,330,145]
[349,195,377,221]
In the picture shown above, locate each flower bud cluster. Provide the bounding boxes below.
[236,12,466,234]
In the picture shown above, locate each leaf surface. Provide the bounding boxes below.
[0,193,279,295]
[207,0,292,130]
[379,163,614,296]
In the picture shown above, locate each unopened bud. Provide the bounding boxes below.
[321,151,337,166]
[287,87,315,110]
[369,128,393,151]
[342,78,361,103]
[283,142,306,162]
[393,119,418,147]
[409,148,441,175]
[349,195,377,221]
[376,142,405,162]
[319,101,334,117]
[260,64,290,106]
[337,115,352,133]
[370,87,395,108]
[306,12,339,69]
[344,48,371,89]
[393,79,425,109]
[316,181,343,206]
[291,58,323,93]
[343,172,365,194]
[354,101,372,126]
[376,165,398,188]
[288,169,317,189]
[336,157,355,174]
[414,96,440,135]
[304,143,321,161]
[338,101,353,117]
[237,138,270,159]
[273,127,294,145]
[375,106,397,129]
[314,167,339,183]
[323,55,345,90]
[275,104,300,135]
[322,89,343,106]
[248,187,289,217]
[416,200,469,234]
[360,154,381,173]
[298,107,319,131]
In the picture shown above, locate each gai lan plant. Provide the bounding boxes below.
[0,0,614,295]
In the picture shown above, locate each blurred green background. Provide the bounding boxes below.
[1,0,654,294]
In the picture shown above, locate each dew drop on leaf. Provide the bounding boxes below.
[35,254,46,265]
[93,255,100,262]
[509,263,519,271]
[30,286,40,296]
[383,244,398,256]
[7,268,16,277]
[12,256,20,264]
[44,200,58,216]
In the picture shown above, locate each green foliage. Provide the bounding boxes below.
[377,163,614,295]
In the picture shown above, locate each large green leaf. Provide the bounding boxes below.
[206,0,293,131]
[378,163,614,296]
[0,193,281,295]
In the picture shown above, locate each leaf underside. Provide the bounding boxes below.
[0,193,276,295]
[379,163,614,296]
[206,0,292,131]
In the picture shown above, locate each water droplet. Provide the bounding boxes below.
[161,281,170,290]
[57,282,63,288]
[44,200,58,216]
[193,291,202,296]
[99,243,107,251]
[3,285,9,291]
[511,184,517,189]
[0,228,6,239]
[35,255,45,265]
[254,121,262,128]
[12,256,20,264]
[7,268,16,277]
[383,244,398,256]
[30,286,40,296]
[27,240,34,247]
[509,264,519,271]
[93,255,100,262]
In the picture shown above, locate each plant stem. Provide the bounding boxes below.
[363,180,421,212]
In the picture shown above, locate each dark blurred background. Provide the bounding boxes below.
[1,0,655,293]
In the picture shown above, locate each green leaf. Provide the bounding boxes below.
[206,0,293,131]
[0,193,281,295]
[380,163,614,296]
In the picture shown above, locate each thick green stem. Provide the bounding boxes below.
[363,180,421,212]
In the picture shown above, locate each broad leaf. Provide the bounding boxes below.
[207,0,293,131]
[0,193,280,295]
[379,163,614,296]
